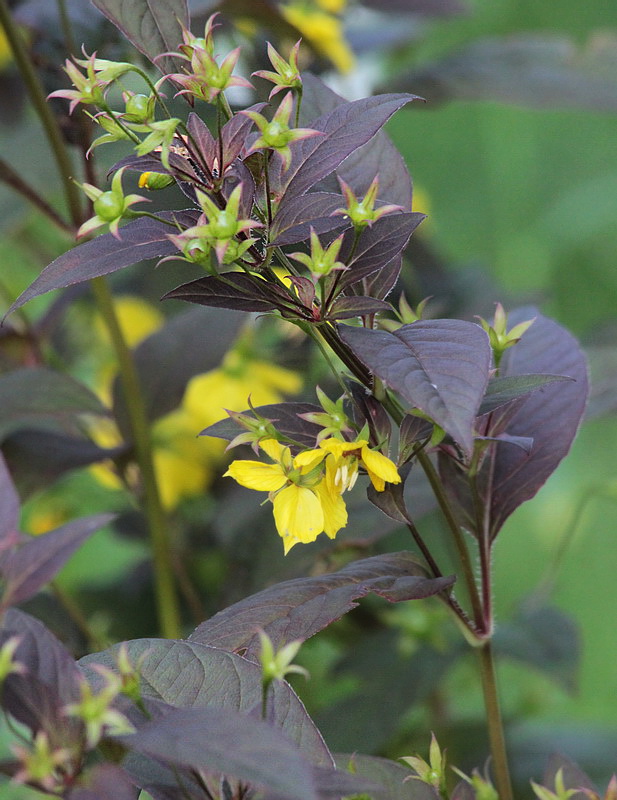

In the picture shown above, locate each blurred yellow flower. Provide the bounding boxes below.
[281,3,355,73]
[88,299,302,511]
[183,351,302,430]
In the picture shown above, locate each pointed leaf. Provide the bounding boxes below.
[0,368,107,441]
[163,272,303,314]
[118,706,318,800]
[270,192,349,245]
[334,753,441,800]
[0,609,82,740]
[326,296,392,320]
[0,453,20,542]
[1,513,113,609]
[364,254,402,301]
[277,93,422,202]
[1,430,123,498]
[299,74,415,210]
[478,373,574,416]
[112,307,244,432]
[189,552,454,658]
[340,320,492,456]
[487,309,589,537]
[201,401,323,449]
[91,0,188,75]
[339,213,424,288]
[7,212,198,313]
[79,639,332,767]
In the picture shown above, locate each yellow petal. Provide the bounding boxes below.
[259,438,290,465]
[273,485,324,546]
[294,448,326,470]
[314,479,348,539]
[224,460,287,491]
[360,446,401,489]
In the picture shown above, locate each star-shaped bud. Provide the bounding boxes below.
[401,733,447,794]
[299,386,352,441]
[77,167,148,239]
[333,175,404,231]
[168,45,253,105]
[11,731,72,793]
[135,118,182,169]
[258,630,308,690]
[48,51,116,114]
[289,228,346,279]
[253,40,303,98]
[477,303,535,369]
[242,92,321,170]
[224,407,282,453]
[64,666,135,749]
[172,15,219,61]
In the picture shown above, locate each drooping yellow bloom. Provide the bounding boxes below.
[224,438,346,554]
[297,437,401,492]
[281,3,355,73]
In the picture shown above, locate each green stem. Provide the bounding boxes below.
[416,449,484,633]
[0,157,75,234]
[0,0,82,224]
[90,278,181,639]
[477,641,513,800]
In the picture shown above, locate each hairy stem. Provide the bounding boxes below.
[478,641,513,800]
[90,278,181,639]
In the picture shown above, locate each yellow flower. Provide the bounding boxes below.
[281,4,355,73]
[224,438,346,554]
[297,436,401,492]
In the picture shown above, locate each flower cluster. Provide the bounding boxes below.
[225,434,400,554]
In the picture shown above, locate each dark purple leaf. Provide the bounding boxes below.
[479,432,534,453]
[0,368,107,441]
[117,707,318,800]
[334,754,441,800]
[486,309,589,537]
[326,296,392,320]
[1,430,123,498]
[0,609,82,743]
[112,307,244,433]
[67,764,138,800]
[189,552,454,658]
[0,513,114,609]
[6,212,199,314]
[393,34,617,112]
[91,0,188,75]
[79,638,332,768]
[163,271,305,314]
[0,453,20,542]
[340,320,491,457]
[478,373,574,416]
[339,213,425,288]
[299,75,415,210]
[270,192,349,245]
[277,93,422,203]
[346,380,392,446]
[493,605,580,693]
[542,755,596,800]
[201,401,323,449]
[363,254,402,301]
